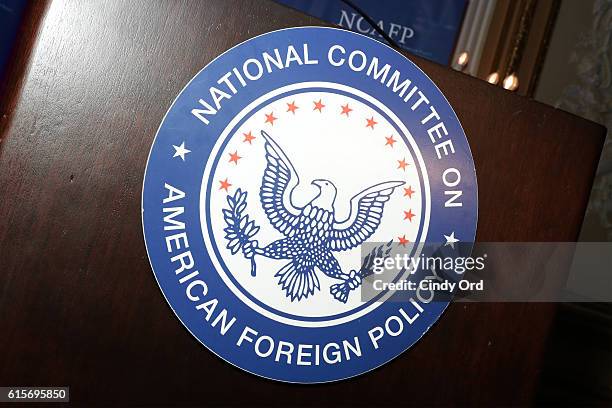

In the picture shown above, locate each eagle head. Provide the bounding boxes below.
[311,179,337,211]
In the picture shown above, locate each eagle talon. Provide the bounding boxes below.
[329,271,363,303]
[347,270,362,290]
[330,283,350,303]
[242,240,258,259]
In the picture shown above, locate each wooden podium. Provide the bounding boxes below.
[0,0,606,405]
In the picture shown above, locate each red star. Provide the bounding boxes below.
[228,151,242,165]
[397,158,409,171]
[243,131,255,144]
[340,103,352,116]
[403,209,415,222]
[264,112,277,125]
[219,178,232,192]
[398,235,410,246]
[403,186,415,198]
[313,99,325,112]
[286,101,298,114]
[366,116,377,129]
[385,135,397,147]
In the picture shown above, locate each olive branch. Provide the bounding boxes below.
[222,188,260,276]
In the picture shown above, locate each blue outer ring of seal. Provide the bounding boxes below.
[142,26,478,383]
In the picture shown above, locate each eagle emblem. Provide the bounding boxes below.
[223,131,404,303]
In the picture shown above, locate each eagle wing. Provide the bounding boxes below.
[259,131,301,235]
[329,181,404,251]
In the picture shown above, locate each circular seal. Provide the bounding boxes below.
[142,27,477,383]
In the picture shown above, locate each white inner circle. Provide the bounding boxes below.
[201,82,431,327]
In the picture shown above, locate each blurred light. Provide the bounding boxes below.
[503,73,519,91]
[486,72,499,85]
[457,52,469,68]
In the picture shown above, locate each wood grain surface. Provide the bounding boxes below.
[0,0,606,406]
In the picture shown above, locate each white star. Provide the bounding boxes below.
[172,142,191,161]
[444,232,459,249]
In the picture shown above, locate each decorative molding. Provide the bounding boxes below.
[452,0,497,75]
